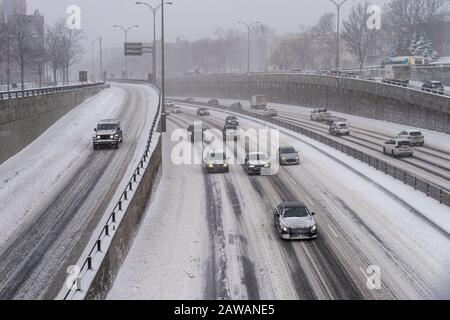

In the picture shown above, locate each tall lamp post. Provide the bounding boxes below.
[113,24,139,79]
[328,0,351,77]
[136,1,173,84]
[91,37,104,82]
[91,38,99,81]
[238,21,260,74]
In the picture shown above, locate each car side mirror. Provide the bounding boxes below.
[94,128,97,132]
[311,212,316,216]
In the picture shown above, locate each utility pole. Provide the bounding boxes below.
[136,2,173,84]
[99,37,103,82]
[328,0,351,77]
[238,21,260,74]
[113,25,139,79]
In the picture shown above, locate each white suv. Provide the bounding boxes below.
[397,130,425,146]
[383,139,414,158]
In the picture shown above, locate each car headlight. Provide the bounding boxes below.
[249,165,255,168]
[264,163,270,168]
[97,136,100,139]
[110,135,114,139]
[280,222,289,232]
[282,157,286,161]
[208,163,213,168]
[223,163,228,167]
[296,156,299,160]
[311,224,317,232]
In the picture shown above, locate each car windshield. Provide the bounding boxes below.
[249,153,266,161]
[97,123,116,130]
[225,126,238,130]
[283,206,310,218]
[410,132,423,136]
[208,152,225,160]
[398,140,411,147]
[338,124,347,128]
[280,147,296,154]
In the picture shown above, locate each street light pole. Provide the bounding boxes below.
[91,39,98,81]
[238,21,260,74]
[136,1,173,84]
[113,25,139,79]
[99,37,103,81]
[329,0,350,77]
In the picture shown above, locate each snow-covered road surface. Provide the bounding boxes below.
[109,106,450,300]
[0,83,159,299]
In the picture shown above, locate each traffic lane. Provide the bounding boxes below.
[0,84,154,299]
[175,107,446,299]
[173,111,373,299]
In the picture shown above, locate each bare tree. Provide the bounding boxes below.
[9,15,34,90]
[342,2,378,69]
[272,36,298,70]
[44,19,84,84]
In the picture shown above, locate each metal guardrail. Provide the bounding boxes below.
[0,82,107,100]
[63,82,162,300]
[176,99,450,207]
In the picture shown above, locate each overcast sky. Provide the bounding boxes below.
[27,0,388,50]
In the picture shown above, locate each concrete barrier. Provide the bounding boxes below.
[85,136,162,300]
[167,74,450,133]
[0,84,107,164]
[59,80,163,300]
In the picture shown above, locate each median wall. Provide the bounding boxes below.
[0,84,107,164]
[167,74,450,134]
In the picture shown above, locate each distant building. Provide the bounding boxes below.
[0,0,27,21]
[0,0,46,87]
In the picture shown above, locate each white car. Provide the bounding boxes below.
[383,138,414,158]
[329,122,350,136]
[244,152,271,175]
[397,130,425,146]
[263,108,278,117]
[310,108,328,121]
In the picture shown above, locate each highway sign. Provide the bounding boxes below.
[124,42,143,56]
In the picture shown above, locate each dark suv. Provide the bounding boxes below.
[208,99,219,106]
[93,119,123,150]
[187,123,206,143]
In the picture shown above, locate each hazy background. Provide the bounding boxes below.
[27,0,388,48]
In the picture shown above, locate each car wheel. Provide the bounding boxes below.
[115,143,119,150]
[93,144,97,150]
[391,150,396,158]
[383,147,386,154]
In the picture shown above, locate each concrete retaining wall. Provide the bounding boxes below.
[85,136,162,300]
[167,74,450,133]
[0,85,106,164]
[411,66,450,86]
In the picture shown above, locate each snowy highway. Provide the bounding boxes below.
[109,104,450,300]
[0,83,159,299]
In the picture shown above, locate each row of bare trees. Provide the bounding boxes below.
[164,0,449,75]
[45,19,84,84]
[0,16,84,89]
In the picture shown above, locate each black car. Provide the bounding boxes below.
[197,108,210,116]
[421,81,445,95]
[225,115,239,126]
[187,124,206,143]
[208,99,219,106]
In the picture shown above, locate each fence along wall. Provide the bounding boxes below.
[166,74,450,133]
[0,84,107,165]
